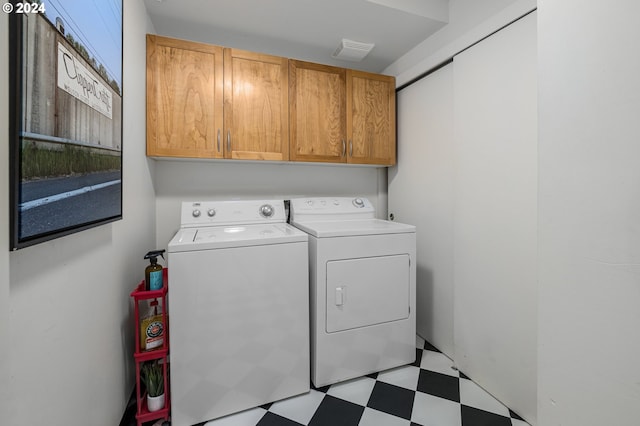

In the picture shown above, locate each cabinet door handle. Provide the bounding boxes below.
[342,139,346,157]
[227,131,231,152]
[217,129,221,152]
[349,140,353,157]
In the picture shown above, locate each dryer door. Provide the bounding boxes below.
[326,254,410,333]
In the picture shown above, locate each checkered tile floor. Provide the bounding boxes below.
[198,335,530,426]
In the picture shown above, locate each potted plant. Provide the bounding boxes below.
[141,361,165,412]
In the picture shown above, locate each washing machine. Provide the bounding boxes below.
[168,200,309,426]
[289,197,416,387]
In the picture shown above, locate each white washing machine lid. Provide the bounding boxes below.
[168,223,307,252]
[291,219,415,238]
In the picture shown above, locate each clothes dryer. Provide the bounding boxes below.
[168,200,309,426]
[289,197,416,387]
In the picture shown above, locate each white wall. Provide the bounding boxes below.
[0,10,11,423]
[1,3,157,425]
[538,1,640,425]
[154,161,382,247]
[384,0,536,86]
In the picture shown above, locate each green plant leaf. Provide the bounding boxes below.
[141,361,164,397]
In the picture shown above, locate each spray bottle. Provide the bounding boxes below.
[144,250,166,291]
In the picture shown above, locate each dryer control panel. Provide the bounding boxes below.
[289,197,375,222]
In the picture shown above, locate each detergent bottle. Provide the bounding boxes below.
[140,299,164,351]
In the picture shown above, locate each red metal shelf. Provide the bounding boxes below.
[132,268,170,426]
[135,391,171,424]
[134,347,169,362]
[131,280,167,299]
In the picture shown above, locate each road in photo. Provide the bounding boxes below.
[20,171,121,238]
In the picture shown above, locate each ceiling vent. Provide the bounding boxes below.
[332,39,375,62]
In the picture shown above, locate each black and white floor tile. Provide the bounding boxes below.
[198,336,530,426]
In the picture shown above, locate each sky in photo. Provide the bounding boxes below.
[43,0,122,88]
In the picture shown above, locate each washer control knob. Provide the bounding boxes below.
[207,209,216,217]
[353,198,365,208]
[259,204,274,218]
[192,209,201,218]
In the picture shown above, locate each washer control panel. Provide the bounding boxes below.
[181,200,285,228]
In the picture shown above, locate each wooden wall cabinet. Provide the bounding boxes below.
[224,49,289,161]
[347,70,396,165]
[289,60,396,165]
[146,35,224,158]
[289,60,347,163]
[147,35,396,165]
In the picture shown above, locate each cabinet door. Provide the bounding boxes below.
[347,70,396,165]
[289,60,346,163]
[146,35,223,158]
[224,49,289,160]
[453,12,537,420]
[389,64,455,356]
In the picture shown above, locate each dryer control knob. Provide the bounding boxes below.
[353,198,365,208]
[259,204,274,218]
[207,209,216,217]
[192,209,201,218]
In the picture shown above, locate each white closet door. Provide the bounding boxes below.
[453,11,537,424]
[388,64,455,357]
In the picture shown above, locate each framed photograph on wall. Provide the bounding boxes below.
[8,0,123,250]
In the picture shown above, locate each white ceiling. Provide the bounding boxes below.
[144,0,450,74]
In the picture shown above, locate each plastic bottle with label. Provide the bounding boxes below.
[144,250,165,291]
[140,299,164,351]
